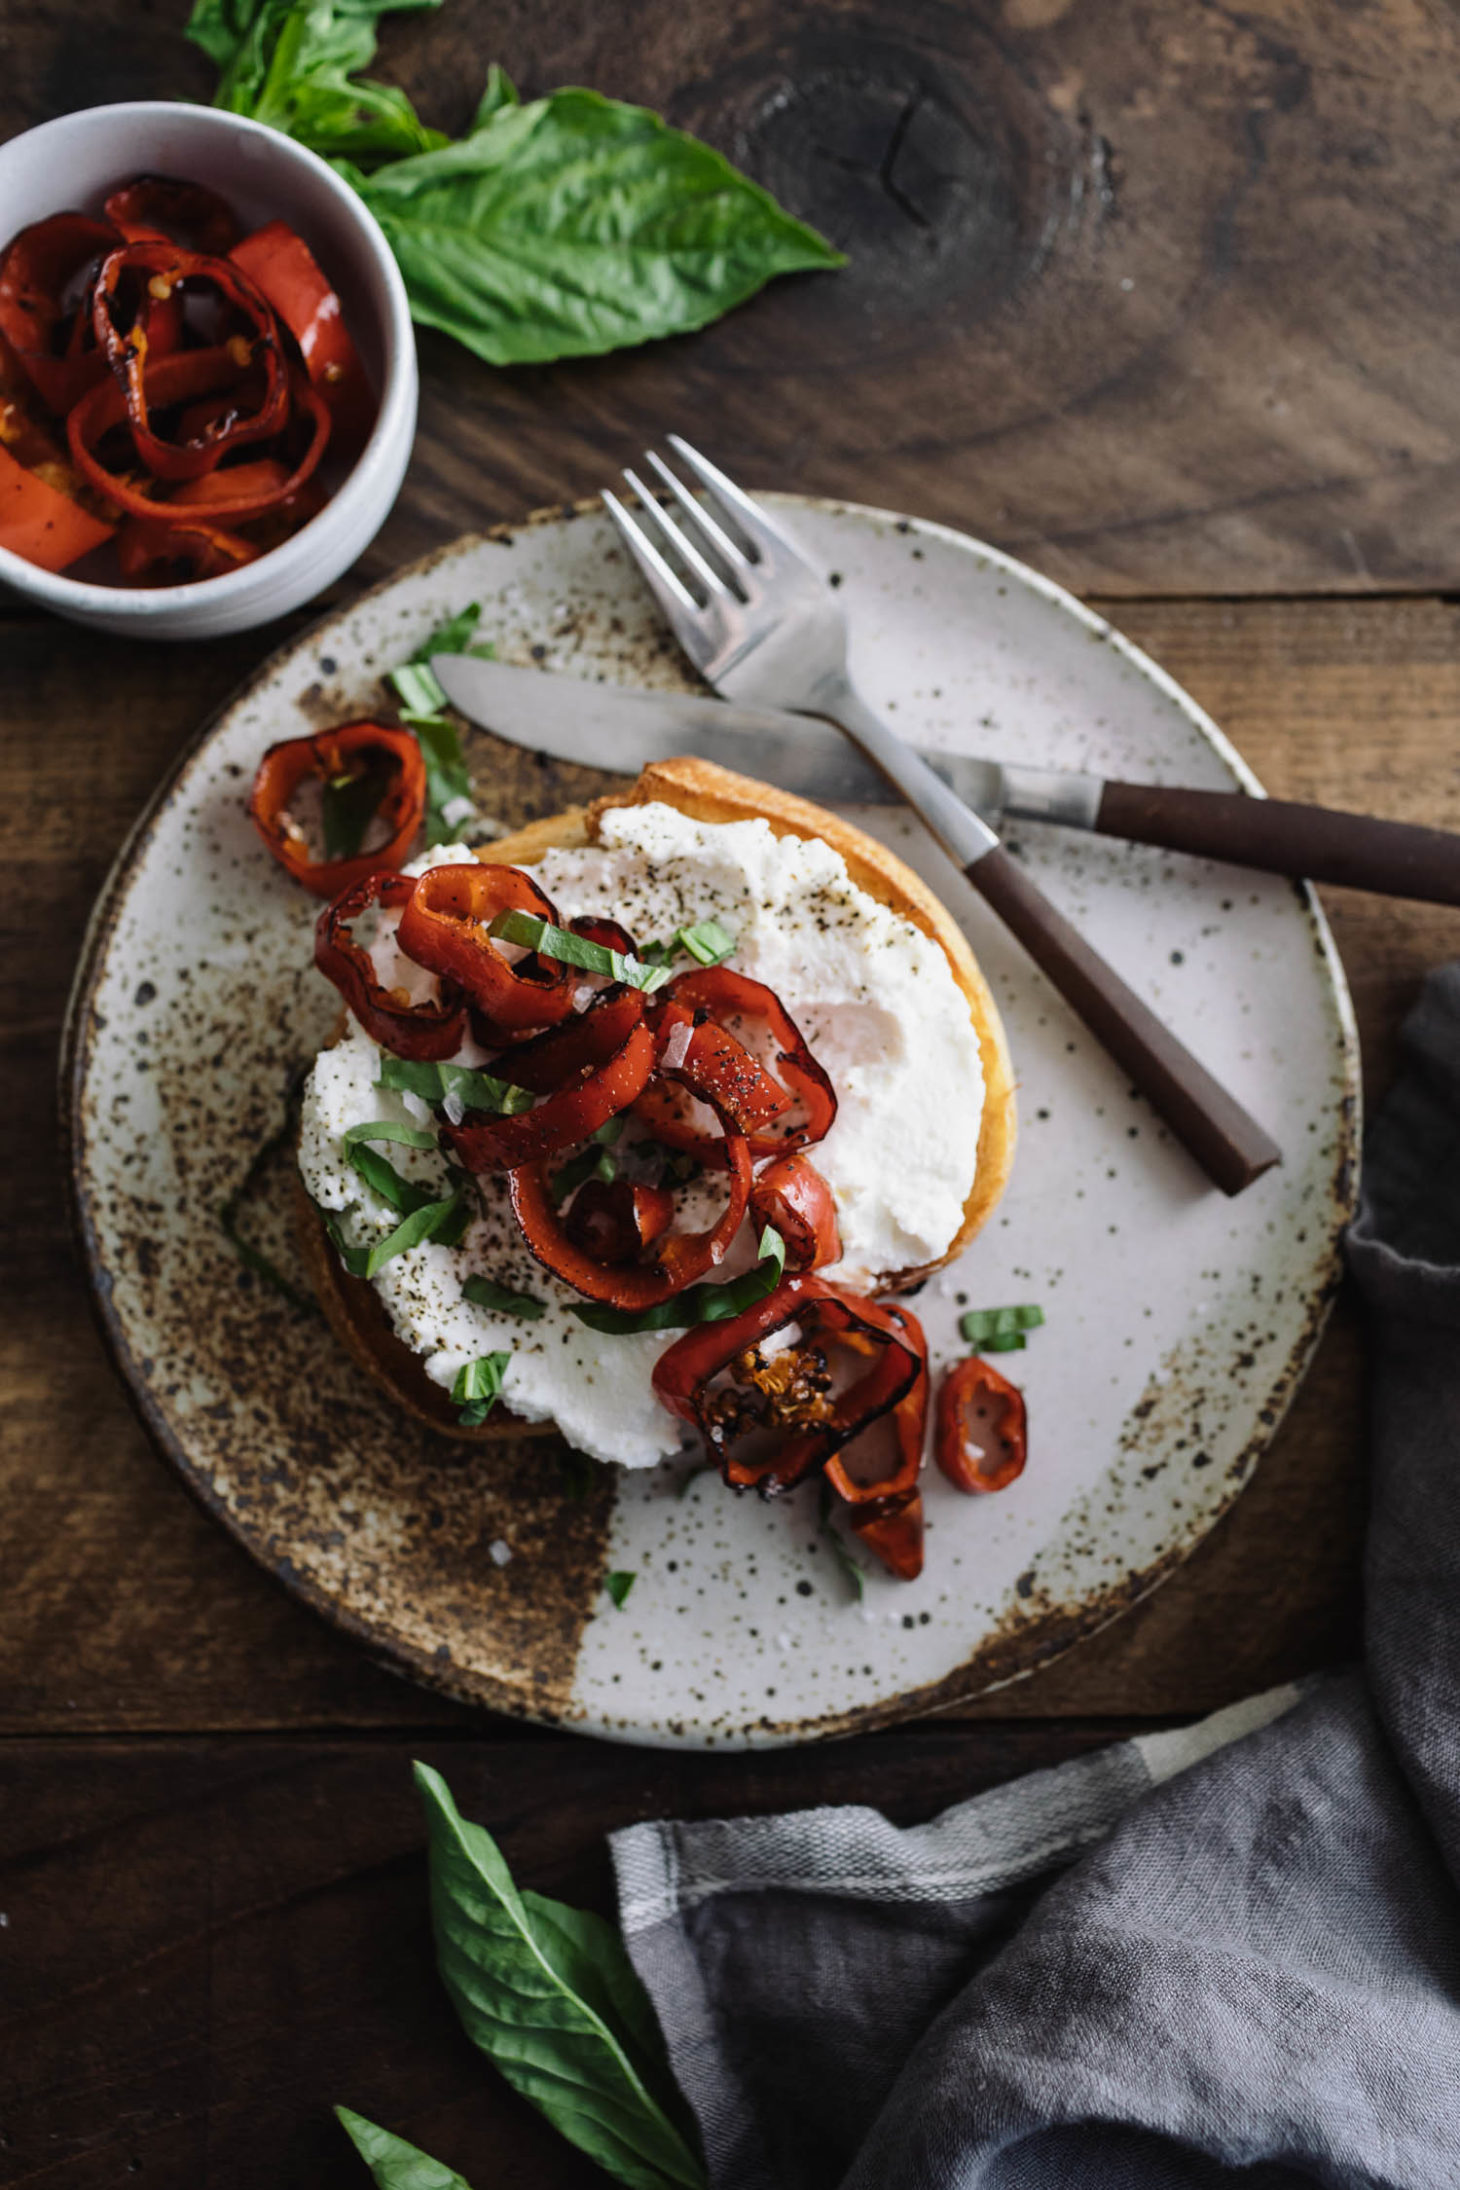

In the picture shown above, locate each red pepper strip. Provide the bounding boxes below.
[230,220,374,447]
[251,724,427,901]
[652,1277,923,1496]
[313,872,468,1061]
[634,967,835,1162]
[89,241,289,480]
[397,865,577,1040]
[446,987,657,1172]
[68,350,330,522]
[0,213,117,413]
[749,1153,841,1272]
[0,439,113,571]
[825,1302,928,1580]
[565,1178,676,1265]
[103,176,242,256]
[510,1105,751,1309]
[115,513,260,584]
[935,1355,1028,1495]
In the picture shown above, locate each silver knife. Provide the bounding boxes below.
[432,653,1460,907]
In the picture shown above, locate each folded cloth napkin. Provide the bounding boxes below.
[611,963,1460,2190]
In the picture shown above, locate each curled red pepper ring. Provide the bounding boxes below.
[89,241,288,481]
[230,219,374,447]
[510,1102,751,1309]
[825,1302,928,1580]
[565,1178,676,1265]
[103,176,242,256]
[634,967,835,1163]
[313,872,468,1061]
[652,1276,923,1498]
[251,724,427,901]
[446,987,657,1172]
[0,212,118,413]
[67,348,329,523]
[749,1153,841,1272]
[116,513,259,584]
[935,1355,1028,1495]
[397,864,577,1041]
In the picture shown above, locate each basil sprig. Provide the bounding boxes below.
[335,2107,474,2188]
[958,1303,1045,1354]
[386,602,496,843]
[413,1763,706,2188]
[187,4,841,370]
[489,910,674,994]
[463,1275,545,1321]
[377,1055,533,1116]
[571,1226,786,1335]
[452,1350,512,1426]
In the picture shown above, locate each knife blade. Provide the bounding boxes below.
[431,652,1098,828]
[432,653,1460,907]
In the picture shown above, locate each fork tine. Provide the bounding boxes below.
[665,434,790,562]
[643,450,751,574]
[621,466,734,600]
[601,488,702,631]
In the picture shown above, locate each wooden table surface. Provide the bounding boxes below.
[6,4,1460,2181]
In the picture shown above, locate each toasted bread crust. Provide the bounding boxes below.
[299,759,1017,1433]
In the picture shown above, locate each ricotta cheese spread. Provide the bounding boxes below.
[297,804,986,1467]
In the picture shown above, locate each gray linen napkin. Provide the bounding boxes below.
[611,963,1460,2189]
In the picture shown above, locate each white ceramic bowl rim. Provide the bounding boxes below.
[0,100,415,613]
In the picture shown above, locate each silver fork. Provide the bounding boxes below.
[602,436,1280,1196]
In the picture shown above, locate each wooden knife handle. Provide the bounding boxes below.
[1096,781,1460,906]
[966,845,1281,1196]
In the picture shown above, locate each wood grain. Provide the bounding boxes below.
[5,592,1457,1735]
[0,1725,1147,2187]
[7,2,1460,594]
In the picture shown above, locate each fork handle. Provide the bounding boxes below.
[966,846,1281,1195]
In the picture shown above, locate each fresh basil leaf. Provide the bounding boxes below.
[335,2106,475,2189]
[817,1482,866,1604]
[366,1191,467,1276]
[604,1571,635,1609]
[410,601,491,663]
[675,919,736,968]
[414,1762,706,2190]
[551,1143,617,1203]
[390,660,451,718]
[386,606,494,841]
[571,1226,786,1335]
[321,750,395,860]
[463,1275,545,1320]
[472,61,518,129]
[377,1055,532,1114]
[594,1114,627,1147]
[350,89,843,367]
[348,1141,441,1213]
[958,1303,1044,1354]
[452,1349,511,1425]
[490,910,673,993]
[188,0,446,157]
[343,1119,439,1150]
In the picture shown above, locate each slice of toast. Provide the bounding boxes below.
[299,756,1017,1440]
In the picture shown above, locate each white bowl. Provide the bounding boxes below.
[0,101,417,638]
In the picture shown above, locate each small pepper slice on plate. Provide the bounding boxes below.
[935,1355,1028,1494]
[825,1300,928,1579]
[251,724,427,901]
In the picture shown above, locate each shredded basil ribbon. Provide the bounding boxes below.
[958,1303,1045,1354]
[343,1118,438,1150]
[326,1138,472,1277]
[570,1226,786,1334]
[320,749,397,861]
[642,919,737,970]
[603,1571,636,1609]
[462,1275,546,1320]
[377,1054,533,1115]
[452,1349,512,1426]
[386,602,495,843]
[551,1142,618,1203]
[488,910,675,994]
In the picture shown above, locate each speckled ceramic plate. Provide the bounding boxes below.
[63,498,1358,1748]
